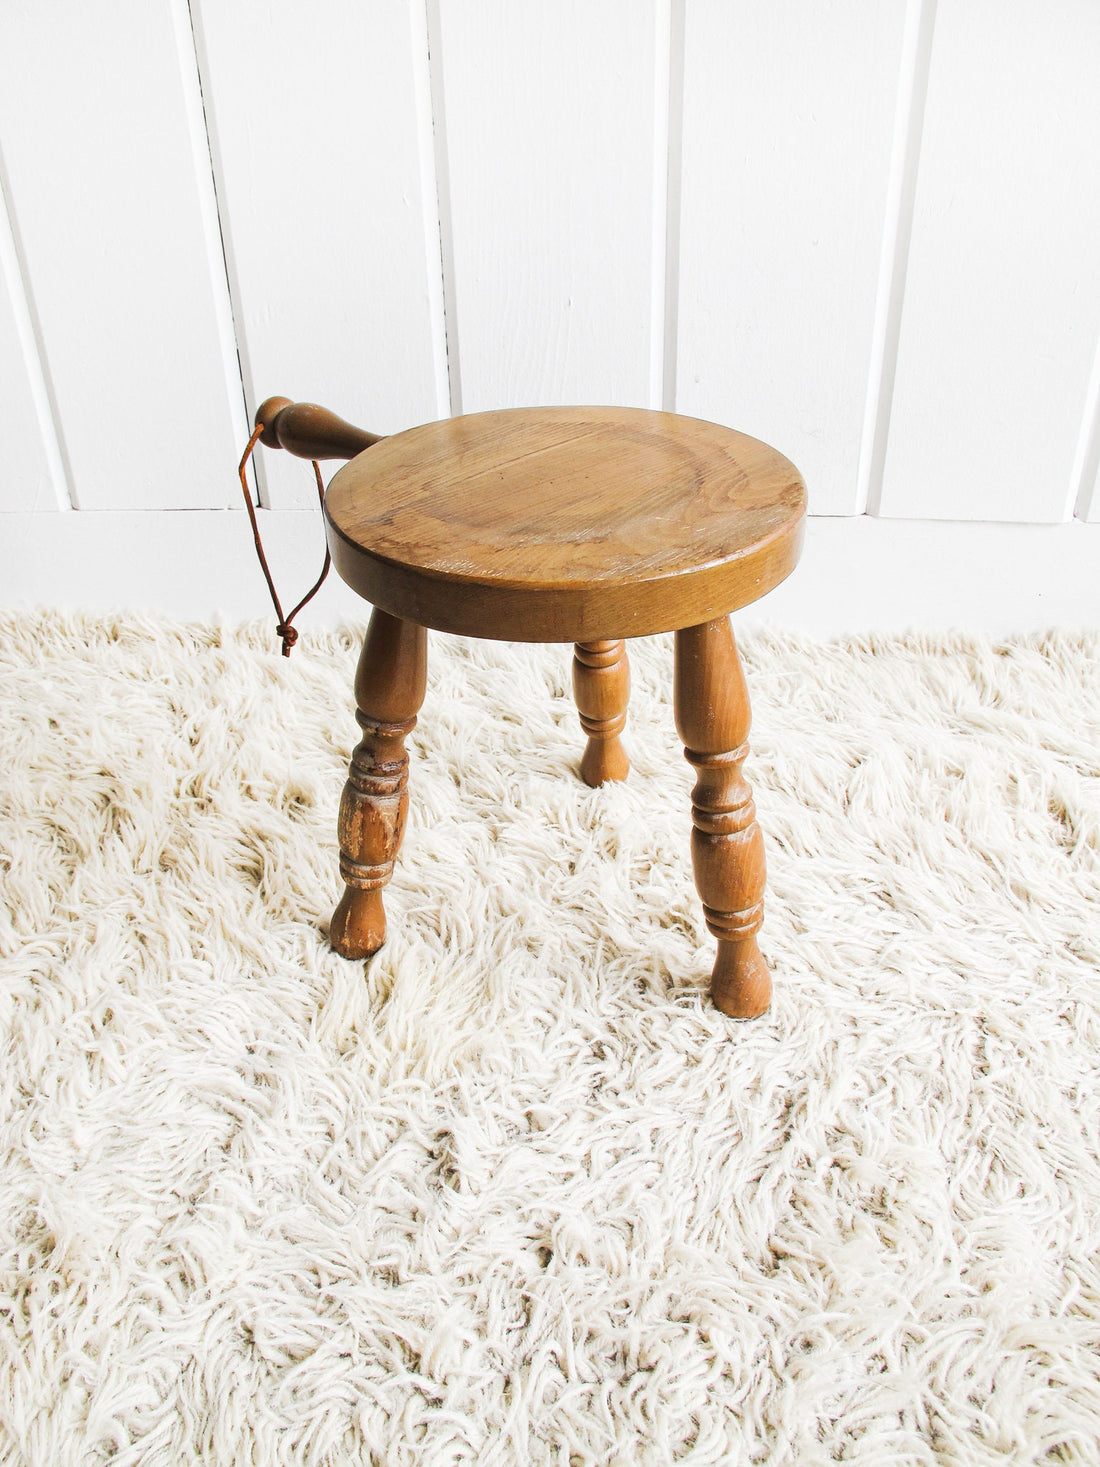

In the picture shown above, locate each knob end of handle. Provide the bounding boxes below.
[255,396,293,449]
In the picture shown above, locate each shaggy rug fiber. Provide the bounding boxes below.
[1,611,1098,1465]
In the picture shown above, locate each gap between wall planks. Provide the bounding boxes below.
[0,154,69,513]
[1070,330,1100,524]
[857,0,937,519]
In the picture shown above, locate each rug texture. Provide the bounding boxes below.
[1,611,1098,1466]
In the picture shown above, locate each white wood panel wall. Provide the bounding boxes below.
[1,1,1099,615]
[192,0,446,510]
[1077,342,1100,523]
[676,0,906,516]
[0,174,64,513]
[0,0,244,511]
[435,0,661,415]
[879,0,1100,523]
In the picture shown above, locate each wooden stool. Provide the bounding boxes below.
[259,402,806,1017]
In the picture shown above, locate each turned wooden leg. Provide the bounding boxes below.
[572,639,630,786]
[330,610,428,959]
[673,617,769,1019]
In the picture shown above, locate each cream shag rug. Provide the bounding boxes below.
[1,611,1099,1466]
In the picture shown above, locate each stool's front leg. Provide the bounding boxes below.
[673,618,770,1019]
[573,640,630,785]
[330,610,428,959]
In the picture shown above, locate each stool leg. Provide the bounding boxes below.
[330,610,428,959]
[572,639,630,786]
[673,617,770,1019]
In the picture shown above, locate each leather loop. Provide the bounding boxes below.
[238,424,331,657]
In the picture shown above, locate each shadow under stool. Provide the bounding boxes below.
[259,402,806,1018]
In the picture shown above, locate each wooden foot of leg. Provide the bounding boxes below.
[330,610,428,959]
[673,617,770,1019]
[573,639,630,786]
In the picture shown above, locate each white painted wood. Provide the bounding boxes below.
[648,0,673,411]
[659,0,686,413]
[436,0,660,414]
[858,0,937,516]
[3,511,1098,634]
[0,173,67,513]
[880,0,1100,522]
[424,0,462,419]
[413,0,454,424]
[167,0,253,501]
[1070,332,1100,524]
[675,1,905,517]
[758,517,1100,633]
[0,0,244,510]
[192,0,446,509]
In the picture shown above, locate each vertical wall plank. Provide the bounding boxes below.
[659,0,686,413]
[0,173,66,513]
[436,0,660,415]
[858,0,936,518]
[1078,467,1100,525]
[193,0,446,510]
[880,0,1100,522]
[675,1,905,516]
[0,0,245,510]
[1073,338,1100,522]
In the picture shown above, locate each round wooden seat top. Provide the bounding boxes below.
[323,406,806,643]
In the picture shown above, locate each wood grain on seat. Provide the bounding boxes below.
[323,406,806,642]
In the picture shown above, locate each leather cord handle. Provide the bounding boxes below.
[254,396,381,461]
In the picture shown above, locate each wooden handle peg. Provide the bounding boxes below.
[254,397,381,461]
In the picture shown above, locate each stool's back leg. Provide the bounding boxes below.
[673,618,770,1018]
[330,611,428,959]
[573,640,630,786]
